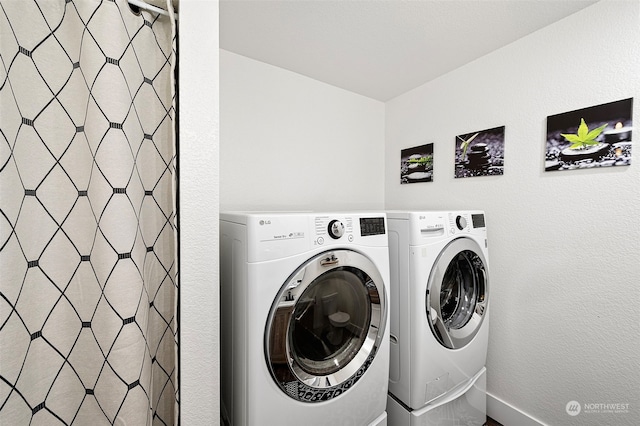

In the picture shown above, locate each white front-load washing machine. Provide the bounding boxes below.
[386,211,490,426]
[220,212,391,426]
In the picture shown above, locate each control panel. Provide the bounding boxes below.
[448,212,485,234]
[241,212,388,262]
[251,215,389,243]
[313,215,386,245]
[315,216,354,245]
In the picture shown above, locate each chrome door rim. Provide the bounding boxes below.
[265,249,386,402]
[426,237,488,349]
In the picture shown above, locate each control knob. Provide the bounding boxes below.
[328,220,345,239]
[455,215,467,230]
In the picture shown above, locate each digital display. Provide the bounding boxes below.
[360,217,386,236]
[471,214,485,229]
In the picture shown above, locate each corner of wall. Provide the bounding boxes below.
[179,0,220,424]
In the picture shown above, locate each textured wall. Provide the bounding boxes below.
[220,50,385,212]
[179,0,220,425]
[385,1,640,425]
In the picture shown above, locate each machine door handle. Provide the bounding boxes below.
[320,254,339,266]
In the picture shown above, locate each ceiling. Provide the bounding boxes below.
[219,0,598,101]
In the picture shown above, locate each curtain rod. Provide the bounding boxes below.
[128,0,177,18]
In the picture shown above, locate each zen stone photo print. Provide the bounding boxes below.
[454,126,505,178]
[545,98,633,172]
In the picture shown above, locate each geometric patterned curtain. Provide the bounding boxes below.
[0,1,178,424]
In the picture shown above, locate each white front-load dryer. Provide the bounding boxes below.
[386,211,490,426]
[220,212,391,426]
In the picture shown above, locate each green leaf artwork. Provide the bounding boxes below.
[407,155,433,166]
[561,118,608,150]
[458,132,479,161]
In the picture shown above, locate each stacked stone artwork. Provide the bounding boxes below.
[466,143,491,169]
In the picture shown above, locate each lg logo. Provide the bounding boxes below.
[259,220,272,225]
[566,401,581,416]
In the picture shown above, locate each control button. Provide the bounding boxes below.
[328,220,345,239]
[456,215,467,230]
[348,235,354,242]
[317,237,324,245]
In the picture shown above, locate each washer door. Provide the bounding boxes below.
[426,237,488,349]
[266,249,386,402]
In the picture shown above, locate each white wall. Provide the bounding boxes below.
[220,50,385,212]
[179,1,219,424]
[385,2,640,425]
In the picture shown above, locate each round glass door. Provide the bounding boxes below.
[426,237,488,349]
[266,249,386,402]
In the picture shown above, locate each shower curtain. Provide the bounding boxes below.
[0,0,178,424]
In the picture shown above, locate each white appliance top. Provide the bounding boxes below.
[221,211,389,262]
[387,210,486,245]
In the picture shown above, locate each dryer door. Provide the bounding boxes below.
[266,249,386,402]
[426,237,488,349]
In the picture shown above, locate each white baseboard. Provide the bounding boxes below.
[487,393,548,426]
